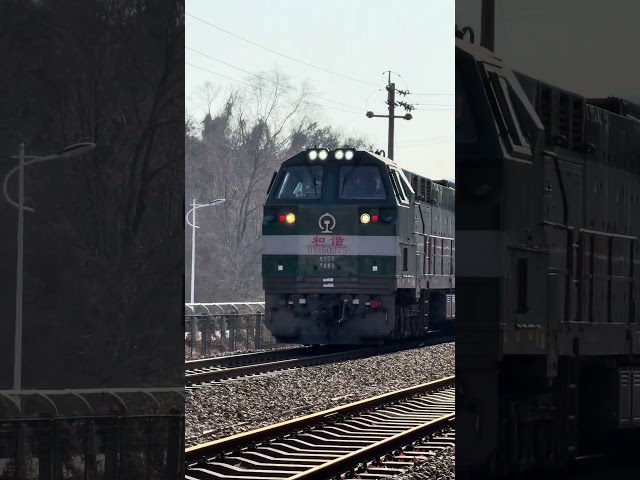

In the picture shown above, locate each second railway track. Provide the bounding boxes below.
[185,335,453,387]
[185,376,455,479]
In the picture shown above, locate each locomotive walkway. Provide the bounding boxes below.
[185,376,455,479]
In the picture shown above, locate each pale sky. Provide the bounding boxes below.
[186,0,455,180]
[456,0,640,99]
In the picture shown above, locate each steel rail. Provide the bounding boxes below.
[289,414,454,479]
[186,346,337,371]
[185,336,454,386]
[185,376,455,468]
[186,347,378,386]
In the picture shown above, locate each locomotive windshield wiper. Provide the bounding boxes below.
[341,166,358,194]
[305,164,320,197]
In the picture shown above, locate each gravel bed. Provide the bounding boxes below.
[186,342,454,445]
[185,344,303,361]
[388,446,455,480]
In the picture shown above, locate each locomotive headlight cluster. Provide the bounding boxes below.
[334,149,355,160]
[360,213,379,224]
[278,213,296,224]
[307,149,329,161]
[306,148,354,161]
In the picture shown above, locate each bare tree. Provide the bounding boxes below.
[185,71,371,303]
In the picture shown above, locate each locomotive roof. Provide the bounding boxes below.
[284,149,451,191]
[457,37,640,122]
[455,37,503,66]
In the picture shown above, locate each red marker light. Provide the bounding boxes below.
[371,215,379,222]
[279,215,285,222]
[370,299,380,309]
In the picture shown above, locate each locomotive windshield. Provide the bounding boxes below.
[455,68,478,144]
[275,165,323,199]
[339,166,386,200]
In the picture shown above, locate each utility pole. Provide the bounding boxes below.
[387,73,396,160]
[366,71,413,161]
[481,0,495,51]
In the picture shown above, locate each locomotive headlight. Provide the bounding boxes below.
[360,213,371,224]
[344,150,354,160]
[318,149,329,160]
[285,213,296,224]
[334,149,344,160]
[308,150,318,161]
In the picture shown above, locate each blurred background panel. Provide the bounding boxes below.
[456,1,640,478]
[0,0,184,478]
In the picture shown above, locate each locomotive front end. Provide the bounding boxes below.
[262,148,400,345]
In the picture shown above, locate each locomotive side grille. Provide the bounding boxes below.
[411,174,419,198]
[538,85,553,145]
[420,178,428,201]
[536,83,585,152]
[572,97,584,149]
[425,180,433,204]
[559,93,570,144]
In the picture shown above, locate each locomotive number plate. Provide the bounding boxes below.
[308,235,348,255]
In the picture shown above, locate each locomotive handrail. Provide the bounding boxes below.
[579,228,639,243]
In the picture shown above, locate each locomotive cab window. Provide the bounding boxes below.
[388,168,410,205]
[455,68,478,144]
[339,166,386,199]
[485,67,533,157]
[275,165,323,199]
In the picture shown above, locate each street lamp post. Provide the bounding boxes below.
[186,198,225,304]
[3,142,96,395]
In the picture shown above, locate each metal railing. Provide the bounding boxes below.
[185,302,291,357]
[0,389,184,480]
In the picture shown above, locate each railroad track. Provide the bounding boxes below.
[185,335,453,388]
[185,376,455,479]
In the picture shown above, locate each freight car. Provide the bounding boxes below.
[261,148,455,345]
[456,35,640,475]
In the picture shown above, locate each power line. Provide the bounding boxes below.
[409,92,455,96]
[187,46,364,112]
[186,62,363,116]
[396,138,453,147]
[186,62,252,87]
[413,102,454,107]
[396,140,452,149]
[397,136,452,144]
[365,88,386,111]
[382,71,409,91]
[186,13,380,88]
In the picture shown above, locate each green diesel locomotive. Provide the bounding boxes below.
[261,148,455,345]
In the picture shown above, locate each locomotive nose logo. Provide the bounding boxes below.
[318,213,336,233]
